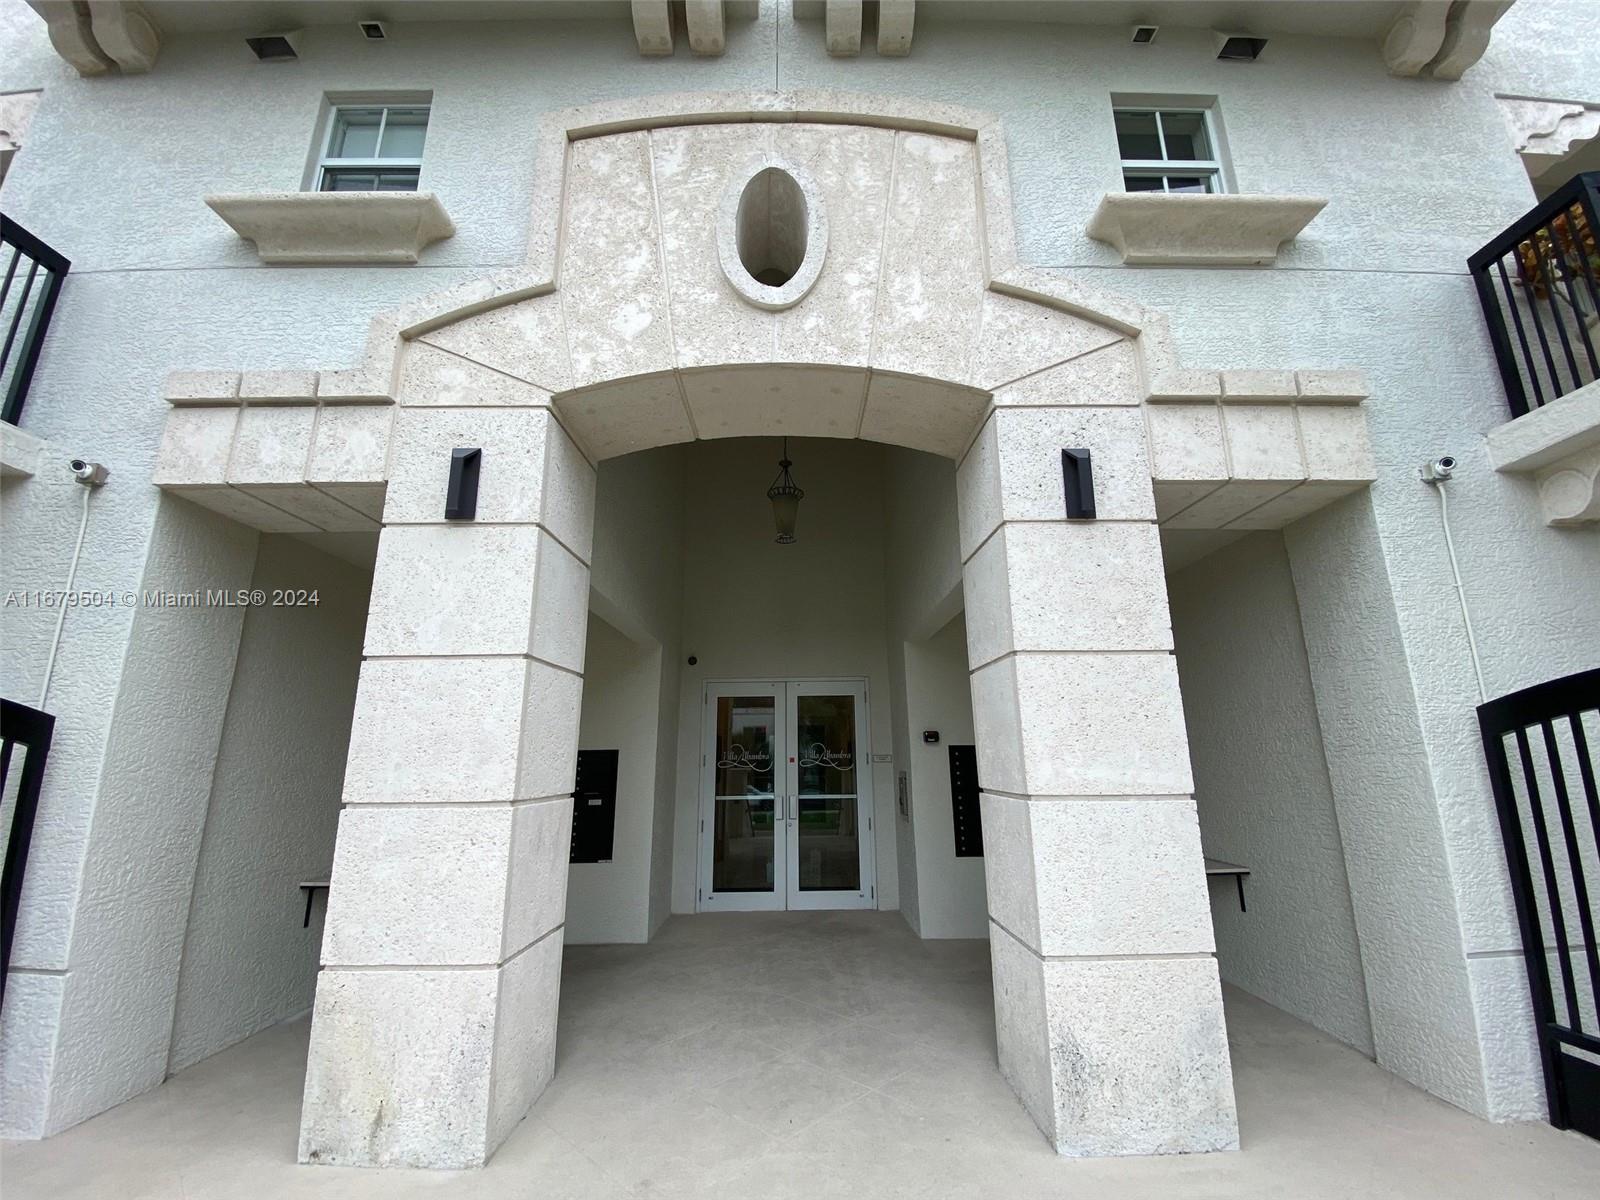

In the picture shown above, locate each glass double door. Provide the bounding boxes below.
[699,680,875,911]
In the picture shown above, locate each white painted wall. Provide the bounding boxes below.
[1169,533,1373,1055]
[587,446,687,938]
[885,650,921,936]
[567,613,661,944]
[881,445,984,939]
[3,0,1597,1132]
[167,536,369,1074]
[902,614,986,939]
[669,438,899,914]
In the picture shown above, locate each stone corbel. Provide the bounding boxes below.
[1382,0,1451,76]
[1532,447,1600,525]
[87,0,160,72]
[1383,0,1512,80]
[877,0,915,56]
[1429,0,1515,80]
[26,1,159,75]
[631,0,674,55]
[1497,97,1600,180]
[685,0,725,54]
[824,1,861,56]
[802,1,913,57]
[1486,380,1600,526]
[26,1,113,74]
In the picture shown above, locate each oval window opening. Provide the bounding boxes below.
[736,167,808,289]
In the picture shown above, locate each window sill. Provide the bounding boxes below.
[205,191,455,265]
[1086,192,1327,266]
[0,420,46,478]
[1486,379,1600,526]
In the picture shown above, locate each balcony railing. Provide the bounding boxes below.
[0,215,70,427]
[1469,172,1600,419]
[2,698,56,1005]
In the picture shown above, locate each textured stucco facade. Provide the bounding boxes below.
[1,0,1597,1174]
[1171,532,1373,1055]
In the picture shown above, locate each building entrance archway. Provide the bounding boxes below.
[149,90,1378,1171]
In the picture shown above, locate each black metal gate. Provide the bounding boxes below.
[1478,667,1600,1139]
[2,697,56,1006]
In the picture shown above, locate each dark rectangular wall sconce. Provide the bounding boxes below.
[445,447,481,520]
[1062,448,1096,519]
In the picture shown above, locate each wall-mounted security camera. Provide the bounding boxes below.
[69,458,110,486]
[246,30,301,61]
[1420,456,1457,483]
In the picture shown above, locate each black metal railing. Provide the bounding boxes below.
[2,698,56,1005]
[1469,172,1600,419]
[1,215,70,427]
[1478,667,1600,1140]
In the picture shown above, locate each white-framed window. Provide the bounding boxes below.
[1113,107,1225,194]
[314,103,430,192]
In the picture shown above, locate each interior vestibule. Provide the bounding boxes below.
[570,436,986,940]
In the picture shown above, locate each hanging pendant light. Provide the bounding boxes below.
[766,437,804,544]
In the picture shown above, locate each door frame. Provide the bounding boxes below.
[782,678,876,911]
[696,677,877,913]
[697,680,787,912]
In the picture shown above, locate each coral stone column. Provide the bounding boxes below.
[298,404,594,1168]
[957,400,1239,1156]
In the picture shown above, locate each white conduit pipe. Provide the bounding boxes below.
[1430,480,1488,704]
[38,481,94,710]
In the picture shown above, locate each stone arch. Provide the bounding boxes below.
[148,91,1378,1172]
[371,89,1154,472]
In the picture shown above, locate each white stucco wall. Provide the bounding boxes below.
[1285,492,1501,1117]
[880,444,983,939]
[1169,533,1373,1054]
[669,437,899,913]
[3,0,1597,1135]
[167,535,369,1074]
[587,446,687,938]
[2,496,260,1136]
[885,631,921,936]
[567,612,660,944]
[902,614,985,940]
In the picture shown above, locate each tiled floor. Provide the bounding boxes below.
[4,911,1597,1198]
